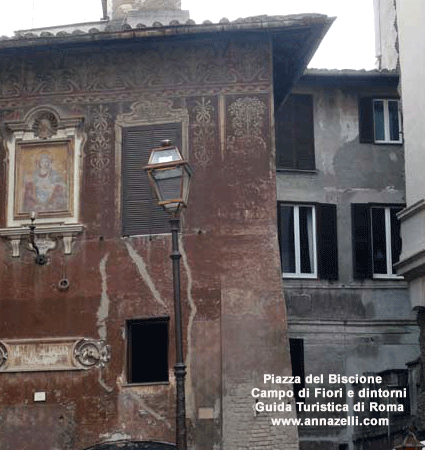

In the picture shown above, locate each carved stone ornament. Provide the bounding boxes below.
[0,343,8,369]
[33,111,59,139]
[27,237,57,256]
[0,337,110,372]
[74,338,111,369]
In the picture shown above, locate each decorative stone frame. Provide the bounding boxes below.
[115,97,189,226]
[0,106,85,257]
[0,337,110,372]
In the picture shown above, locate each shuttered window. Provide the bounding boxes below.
[352,204,403,279]
[317,204,339,281]
[122,123,182,236]
[359,97,402,144]
[275,94,315,170]
[277,203,338,280]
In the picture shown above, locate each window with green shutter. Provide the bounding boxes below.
[121,123,182,236]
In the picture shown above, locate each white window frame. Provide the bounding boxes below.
[282,204,317,279]
[371,206,403,279]
[373,99,402,144]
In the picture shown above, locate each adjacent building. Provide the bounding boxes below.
[279,69,419,450]
[374,0,425,439]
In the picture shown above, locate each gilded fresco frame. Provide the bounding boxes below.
[14,139,75,220]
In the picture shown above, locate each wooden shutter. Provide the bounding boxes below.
[352,204,373,279]
[275,94,315,170]
[316,204,339,281]
[122,123,182,236]
[359,97,374,143]
[390,207,403,266]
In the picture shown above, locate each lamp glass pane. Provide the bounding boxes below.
[148,147,183,165]
[152,167,183,202]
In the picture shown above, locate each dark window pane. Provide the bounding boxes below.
[299,206,313,273]
[128,319,169,384]
[390,208,402,269]
[373,100,385,141]
[372,208,387,274]
[388,101,400,142]
[280,205,295,273]
[289,339,305,401]
[352,204,373,279]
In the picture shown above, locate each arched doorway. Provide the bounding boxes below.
[83,441,176,450]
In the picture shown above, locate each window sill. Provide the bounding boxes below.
[372,274,404,280]
[282,279,408,290]
[277,168,318,174]
[283,274,318,280]
[122,381,169,387]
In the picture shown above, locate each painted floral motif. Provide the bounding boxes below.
[227,97,267,154]
[89,105,112,183]
[0,41,269,101]
[192,97,216,169]
[229,97,266,138]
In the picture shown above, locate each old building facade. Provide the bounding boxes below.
[0,12,332,450]
[373,0,425,440]
[278,70,419,450]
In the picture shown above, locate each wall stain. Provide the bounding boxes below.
[97,253,110,341]
[179,235,198,419]
[124,240,166,309]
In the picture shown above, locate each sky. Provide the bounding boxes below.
[0,0,376,70]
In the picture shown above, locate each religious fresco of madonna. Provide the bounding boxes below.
[14,140,74,219]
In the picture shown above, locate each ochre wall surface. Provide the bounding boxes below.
[0,35,295,450]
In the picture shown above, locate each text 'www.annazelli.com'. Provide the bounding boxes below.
[270,417,389,427]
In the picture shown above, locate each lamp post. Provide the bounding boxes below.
[144,140,193,450]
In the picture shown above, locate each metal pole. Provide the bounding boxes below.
[170,215,187,450]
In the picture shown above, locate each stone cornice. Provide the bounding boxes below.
[397,198,425,221]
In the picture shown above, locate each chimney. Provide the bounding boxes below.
[101,0,109,20]
[110,0,189,24]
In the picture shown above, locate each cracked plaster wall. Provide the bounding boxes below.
[0,34,295,450]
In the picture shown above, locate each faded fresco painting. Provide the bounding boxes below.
[14,140,74,219]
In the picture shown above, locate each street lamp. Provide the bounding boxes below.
[144,140,193,450]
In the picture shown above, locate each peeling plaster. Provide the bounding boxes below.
[179,235,197,419]
[126,390,172,429]
[99,431,132,442]
[124,240,167,308]
[96,253,115,393]
[98,369,114,393]
[138,399,172,429]
[97,253,110,341]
